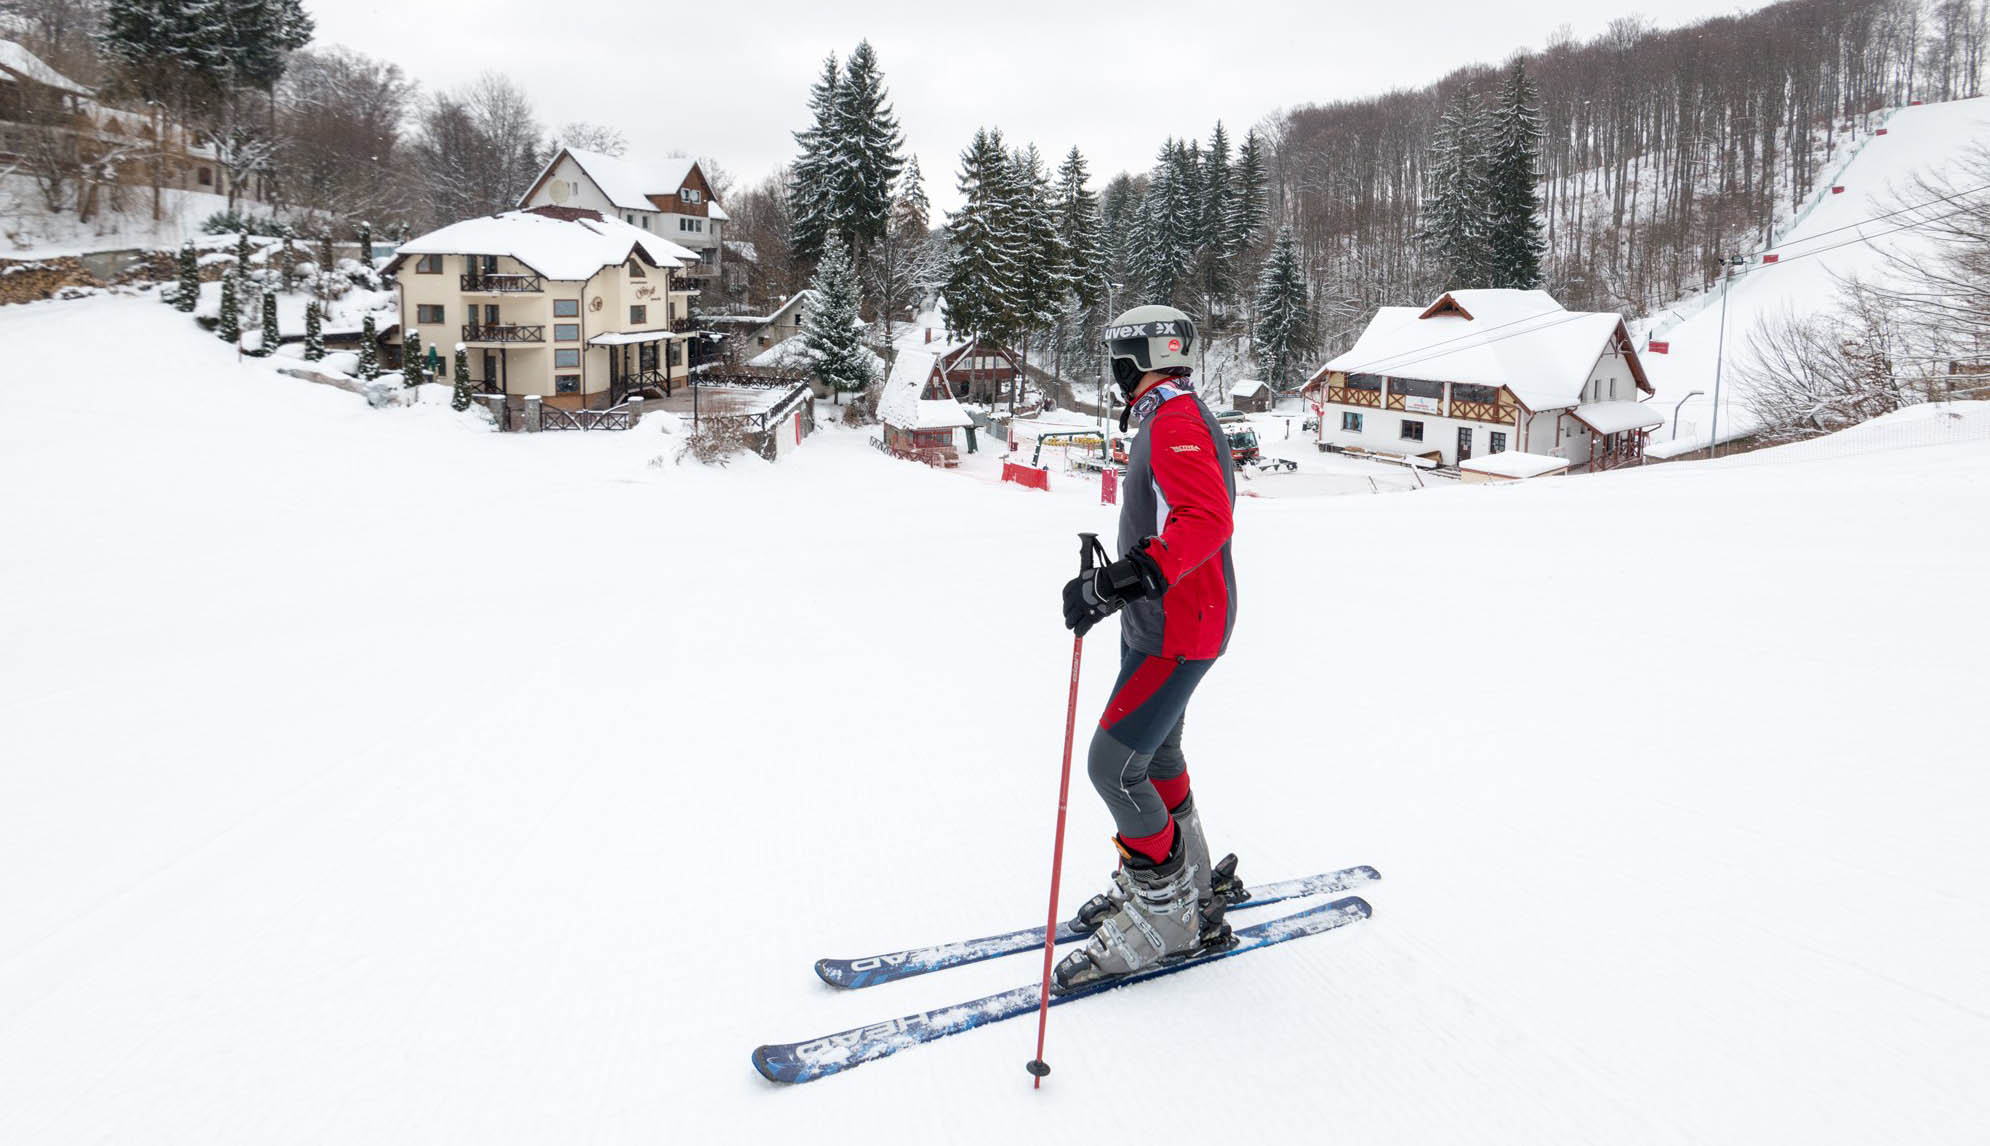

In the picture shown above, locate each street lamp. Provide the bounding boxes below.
[1100,280,1123,444]
[1671,389,1705,441]
[1708,254,1748,459]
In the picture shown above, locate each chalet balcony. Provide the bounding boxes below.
[463,323,544,344]
[671,316,697,333]
[459,272,543,293]
[1448,396,1519,424]
[1326,385,1381,409]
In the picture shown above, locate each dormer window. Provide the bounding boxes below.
[628,260,646,278]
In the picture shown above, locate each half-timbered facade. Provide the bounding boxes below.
[386,207,700,407]
[1304,290,1662,472]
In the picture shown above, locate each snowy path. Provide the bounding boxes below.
[3,297,1987,1143]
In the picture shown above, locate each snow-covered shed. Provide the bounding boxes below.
[878,348,974,467]
[1458,451,1572,484]
[1232,379,1274,412]
[1304,290,1662,472]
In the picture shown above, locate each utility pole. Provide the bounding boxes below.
[1708,255,1748,459]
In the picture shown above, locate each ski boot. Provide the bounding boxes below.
[1072,792,1243,934]
[1053,827,1233,994]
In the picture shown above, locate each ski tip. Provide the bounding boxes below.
[1353,864,1383,883]
[813,959,849,988]
[751,1045,800,1084]
[1341,894,1374,919]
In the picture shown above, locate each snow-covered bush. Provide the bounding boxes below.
[677,414,752,466]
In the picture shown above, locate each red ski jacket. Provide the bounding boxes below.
[1118,382,1238,660]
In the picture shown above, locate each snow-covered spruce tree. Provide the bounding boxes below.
[1253,227,1314,389]
[318,233,335,274]
[303,300,324,360]
[175,240,199,313]
[404,329,426,386]
[217,270,240,343]
[1419,89,1494,289]
[944,127,1022,348]
[1485,60,1547,290]
[1006,144,1069,413]
[1229,129,1269,254]
[235,230,253,270]
[279,228,298,291]
[255,291,279,357]
[1052,145,1109,380]
[357,315,380,379]
[802,232,871,403]
[358,221,373,266]
[891,155,929,236]
[787,53,843,268]
[832,39,906,265]
[451,344,473,411]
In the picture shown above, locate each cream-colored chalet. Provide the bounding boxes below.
[1304,290,1661,472]
[518,148,729,280]
[385,206,701,407]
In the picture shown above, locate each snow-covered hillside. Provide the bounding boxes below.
[2,296,1986,1143]
[1641,96,1990,452]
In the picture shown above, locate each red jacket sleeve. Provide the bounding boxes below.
[1141,404,1233,585]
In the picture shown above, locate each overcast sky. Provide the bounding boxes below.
[305,0,1761,214]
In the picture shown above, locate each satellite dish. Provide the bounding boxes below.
[549,180,571,205]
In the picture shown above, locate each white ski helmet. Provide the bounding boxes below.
[1103,304,1195,388]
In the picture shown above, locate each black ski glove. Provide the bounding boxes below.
[1061,543,1166,637]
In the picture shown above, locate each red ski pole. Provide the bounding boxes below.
[1027,532,1106,1087]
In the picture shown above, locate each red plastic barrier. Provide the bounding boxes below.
[1762,253,1780,264]
[1647,340,1670,355]
[1877,128,1889,135]
[1101,465,1118,505]
[1831,185,1845,194]
[1002,462,1051,492]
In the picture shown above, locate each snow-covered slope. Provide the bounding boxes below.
[1641,97,1990,451]
[2,296,1986,1143]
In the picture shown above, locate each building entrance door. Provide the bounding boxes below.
[1457,426,1473,462]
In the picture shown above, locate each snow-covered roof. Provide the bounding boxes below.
[724,240,759,264]
[1459,451,1571,479]
[394,210,697,282]
[1570,401,1664,435]
[546,148,701,214]
[879,349,973,431]
[748,330,885,379]
[588,329,693,346]
[0,39,91,96]
[1233,379,1268,398]
[894,304,968,355]
[707,201,729,222]
[1322,290,1647,413]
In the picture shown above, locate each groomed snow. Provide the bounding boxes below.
[2,295,1987,1143]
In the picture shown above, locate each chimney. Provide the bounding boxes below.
[925,328,932,344]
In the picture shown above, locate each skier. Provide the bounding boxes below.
[1055,304,1239,992]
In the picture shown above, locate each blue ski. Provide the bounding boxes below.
[756,895,1373,1084]
[814,864,1380,989]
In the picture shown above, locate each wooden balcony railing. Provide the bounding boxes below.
[1327,385,1381,408]
[462,323,544,344]
[1448,397,1519,424]
[460,272,543,293]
